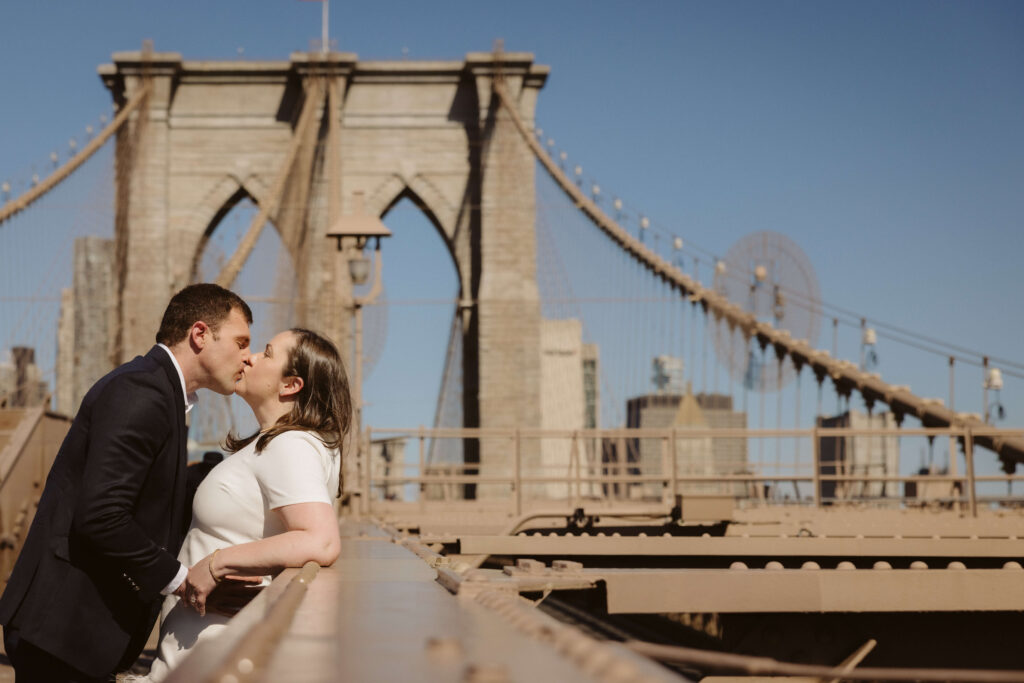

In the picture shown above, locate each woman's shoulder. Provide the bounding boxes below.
[252,429,339,490]
[260,429,338,461]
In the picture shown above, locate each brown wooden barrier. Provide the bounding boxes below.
[0,407,71,582]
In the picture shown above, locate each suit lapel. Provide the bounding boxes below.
[146,346,189,544]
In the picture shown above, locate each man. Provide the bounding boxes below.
[0,283,252,682]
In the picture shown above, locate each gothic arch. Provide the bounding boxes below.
[183,173,279,284]
[366,174,466,298]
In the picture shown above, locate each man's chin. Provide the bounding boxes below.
[211,383,239,396]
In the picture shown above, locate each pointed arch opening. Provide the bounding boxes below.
[363,191,460,431]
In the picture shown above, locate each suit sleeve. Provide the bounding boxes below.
[71,372,182,601]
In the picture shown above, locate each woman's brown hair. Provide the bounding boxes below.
[225,328,352,496]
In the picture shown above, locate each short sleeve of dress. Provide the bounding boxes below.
[252,431,335,509]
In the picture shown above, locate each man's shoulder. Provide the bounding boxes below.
[113,347,172,380]
[85,348,175,403]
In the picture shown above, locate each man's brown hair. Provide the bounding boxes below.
[155,283,252,346]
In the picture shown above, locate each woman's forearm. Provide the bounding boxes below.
[183,502,341,616]
[211,528,340,578]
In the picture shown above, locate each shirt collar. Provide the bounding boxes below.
[158,344,199,414]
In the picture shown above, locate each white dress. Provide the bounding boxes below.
[146,431,339,682]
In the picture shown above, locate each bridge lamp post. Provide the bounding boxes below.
[983,365,1004,423]
[328,196,392,498]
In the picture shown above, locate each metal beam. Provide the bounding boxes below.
[593,566,1024,614]
[455,534,1024,559]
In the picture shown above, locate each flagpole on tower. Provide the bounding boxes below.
[299,0,330,53]
[322,0,329,54]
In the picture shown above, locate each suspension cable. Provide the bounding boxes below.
[531,127,1023,375]
[0,85,150,227]
[494,82,1024,465]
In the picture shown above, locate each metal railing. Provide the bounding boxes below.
[352,425,1024,519]
[164,561,320,683]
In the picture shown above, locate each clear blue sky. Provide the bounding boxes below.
[1,1,1022,481]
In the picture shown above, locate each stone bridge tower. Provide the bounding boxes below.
[75,50,549,488]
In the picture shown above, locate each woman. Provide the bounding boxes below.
[145,328,351,681]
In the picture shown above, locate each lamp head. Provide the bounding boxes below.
[326,191,392,251]
[348,255,371,285]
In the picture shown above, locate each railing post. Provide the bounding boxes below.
[965,427,978,518]
[670,428,679,501]
[601,435,610,502]
[663,438,671,501]
[514,428,522,516]
[363,427,372,516]
[949,428,961,514]
[617,435,626,500]
[811,426,821,508]
[418,426,426,511]
[570,431,581,507]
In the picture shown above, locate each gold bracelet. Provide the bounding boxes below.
[209,548,224,584]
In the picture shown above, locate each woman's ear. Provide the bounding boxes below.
[280,376,304,398]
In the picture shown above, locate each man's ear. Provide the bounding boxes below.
[280,376,304,398]
[189,321,210,351]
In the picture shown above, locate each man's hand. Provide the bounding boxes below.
[182,557,214,618]
[181,551,263,617]
[180,554,218,616]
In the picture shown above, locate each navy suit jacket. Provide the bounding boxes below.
[0,346,189,677]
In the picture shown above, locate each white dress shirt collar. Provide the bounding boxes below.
[157,344,198,414]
